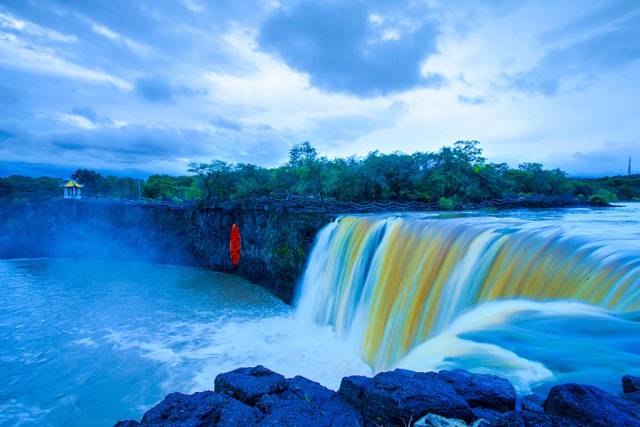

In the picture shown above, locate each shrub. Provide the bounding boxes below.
[589,189,616,205]
[438,197,455,210]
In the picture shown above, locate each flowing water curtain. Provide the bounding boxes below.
[295,215,640,371]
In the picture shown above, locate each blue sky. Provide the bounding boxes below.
[0,0,638,177]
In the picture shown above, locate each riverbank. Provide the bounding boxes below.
[115,365,640,426]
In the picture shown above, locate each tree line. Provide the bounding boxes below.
[1,141,638,208]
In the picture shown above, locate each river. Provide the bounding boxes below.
[2,204,640,425]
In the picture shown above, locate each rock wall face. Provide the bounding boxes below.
[0,199,332,302]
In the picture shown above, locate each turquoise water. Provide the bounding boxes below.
[0,259,369,426]
[2,204,640,426]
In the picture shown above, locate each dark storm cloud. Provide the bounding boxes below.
[507,4,640,96]
[258,1,444,97]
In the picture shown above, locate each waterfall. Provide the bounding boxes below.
[294,214,640,371]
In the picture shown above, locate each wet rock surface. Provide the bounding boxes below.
[116,367,640,427]
[520,393,545,413]
[437,369,516,413]
[214,365,287,405]
[624,375,640,394]
[489,410,580,427]
[544,383,640,427]
[139,391,263,427]
[338,369,474,425]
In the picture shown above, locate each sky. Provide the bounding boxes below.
[0,0,639,178]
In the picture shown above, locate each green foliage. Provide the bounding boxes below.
[589,189,616,205]
[4,141,640,207]
[0,175,61,201]
[288,141,318,167]
[438,197,455,210]
[70,169,143,199]
[142,175,200,202]
[188,160,233,201]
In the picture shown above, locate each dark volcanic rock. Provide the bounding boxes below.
[490,411,580,427]
[214,365,287,405]
[544,383,640,427]
[437,369,516,412]
[414,413,468,426]
[138,391,263,427]
[256,376,362,426]
[624,375,640,394]
[472,407,501,422]
[520,393,545,413]
[626,391,640,405]
[338,369,474,426]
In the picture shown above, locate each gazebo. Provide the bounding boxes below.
[62,180,83,199]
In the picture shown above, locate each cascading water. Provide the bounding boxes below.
[295,213,640,389]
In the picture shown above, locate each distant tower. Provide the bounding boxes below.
[629,157,632,176]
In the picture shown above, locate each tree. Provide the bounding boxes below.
[188,160,232,201]
[71,169,105,196]
[288,142,318,167]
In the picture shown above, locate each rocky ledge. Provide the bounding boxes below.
[115,366,640,427]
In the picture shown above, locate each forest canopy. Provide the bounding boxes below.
[1,141,637,208]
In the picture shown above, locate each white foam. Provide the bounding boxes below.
[104,313,371,392]
[395,299,612,392]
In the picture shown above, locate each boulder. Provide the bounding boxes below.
[414,413,467,426]
[338,369,474,426]
[624,375,640,394]
[490,411,580,426]
[214,365,287,405]
[139,391,263,427]
[544,383,640,427]
[471,407,500,422]
[437,369,516,412]
[520,393,545,413]
[255,375,362,427]
[113,421,140,427]
[626,391,640,406]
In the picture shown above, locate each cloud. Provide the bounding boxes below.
[507,7,640,95]
[134,76,205,103]
[135,76,174,102]
[56,113,95,129]
[88,21,152,56]
[457,94,487,105]
[258,1,444,97]
[0,11,77,42]
[211,116,244,131]
[0,115,295,175]
[0,28,132,90]
[70,107,99,123]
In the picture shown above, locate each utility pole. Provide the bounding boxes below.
[629,157,632,176]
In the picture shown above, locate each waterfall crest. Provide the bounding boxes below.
[295,215,640,370]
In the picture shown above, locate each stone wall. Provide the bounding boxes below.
[0,199,333,302]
